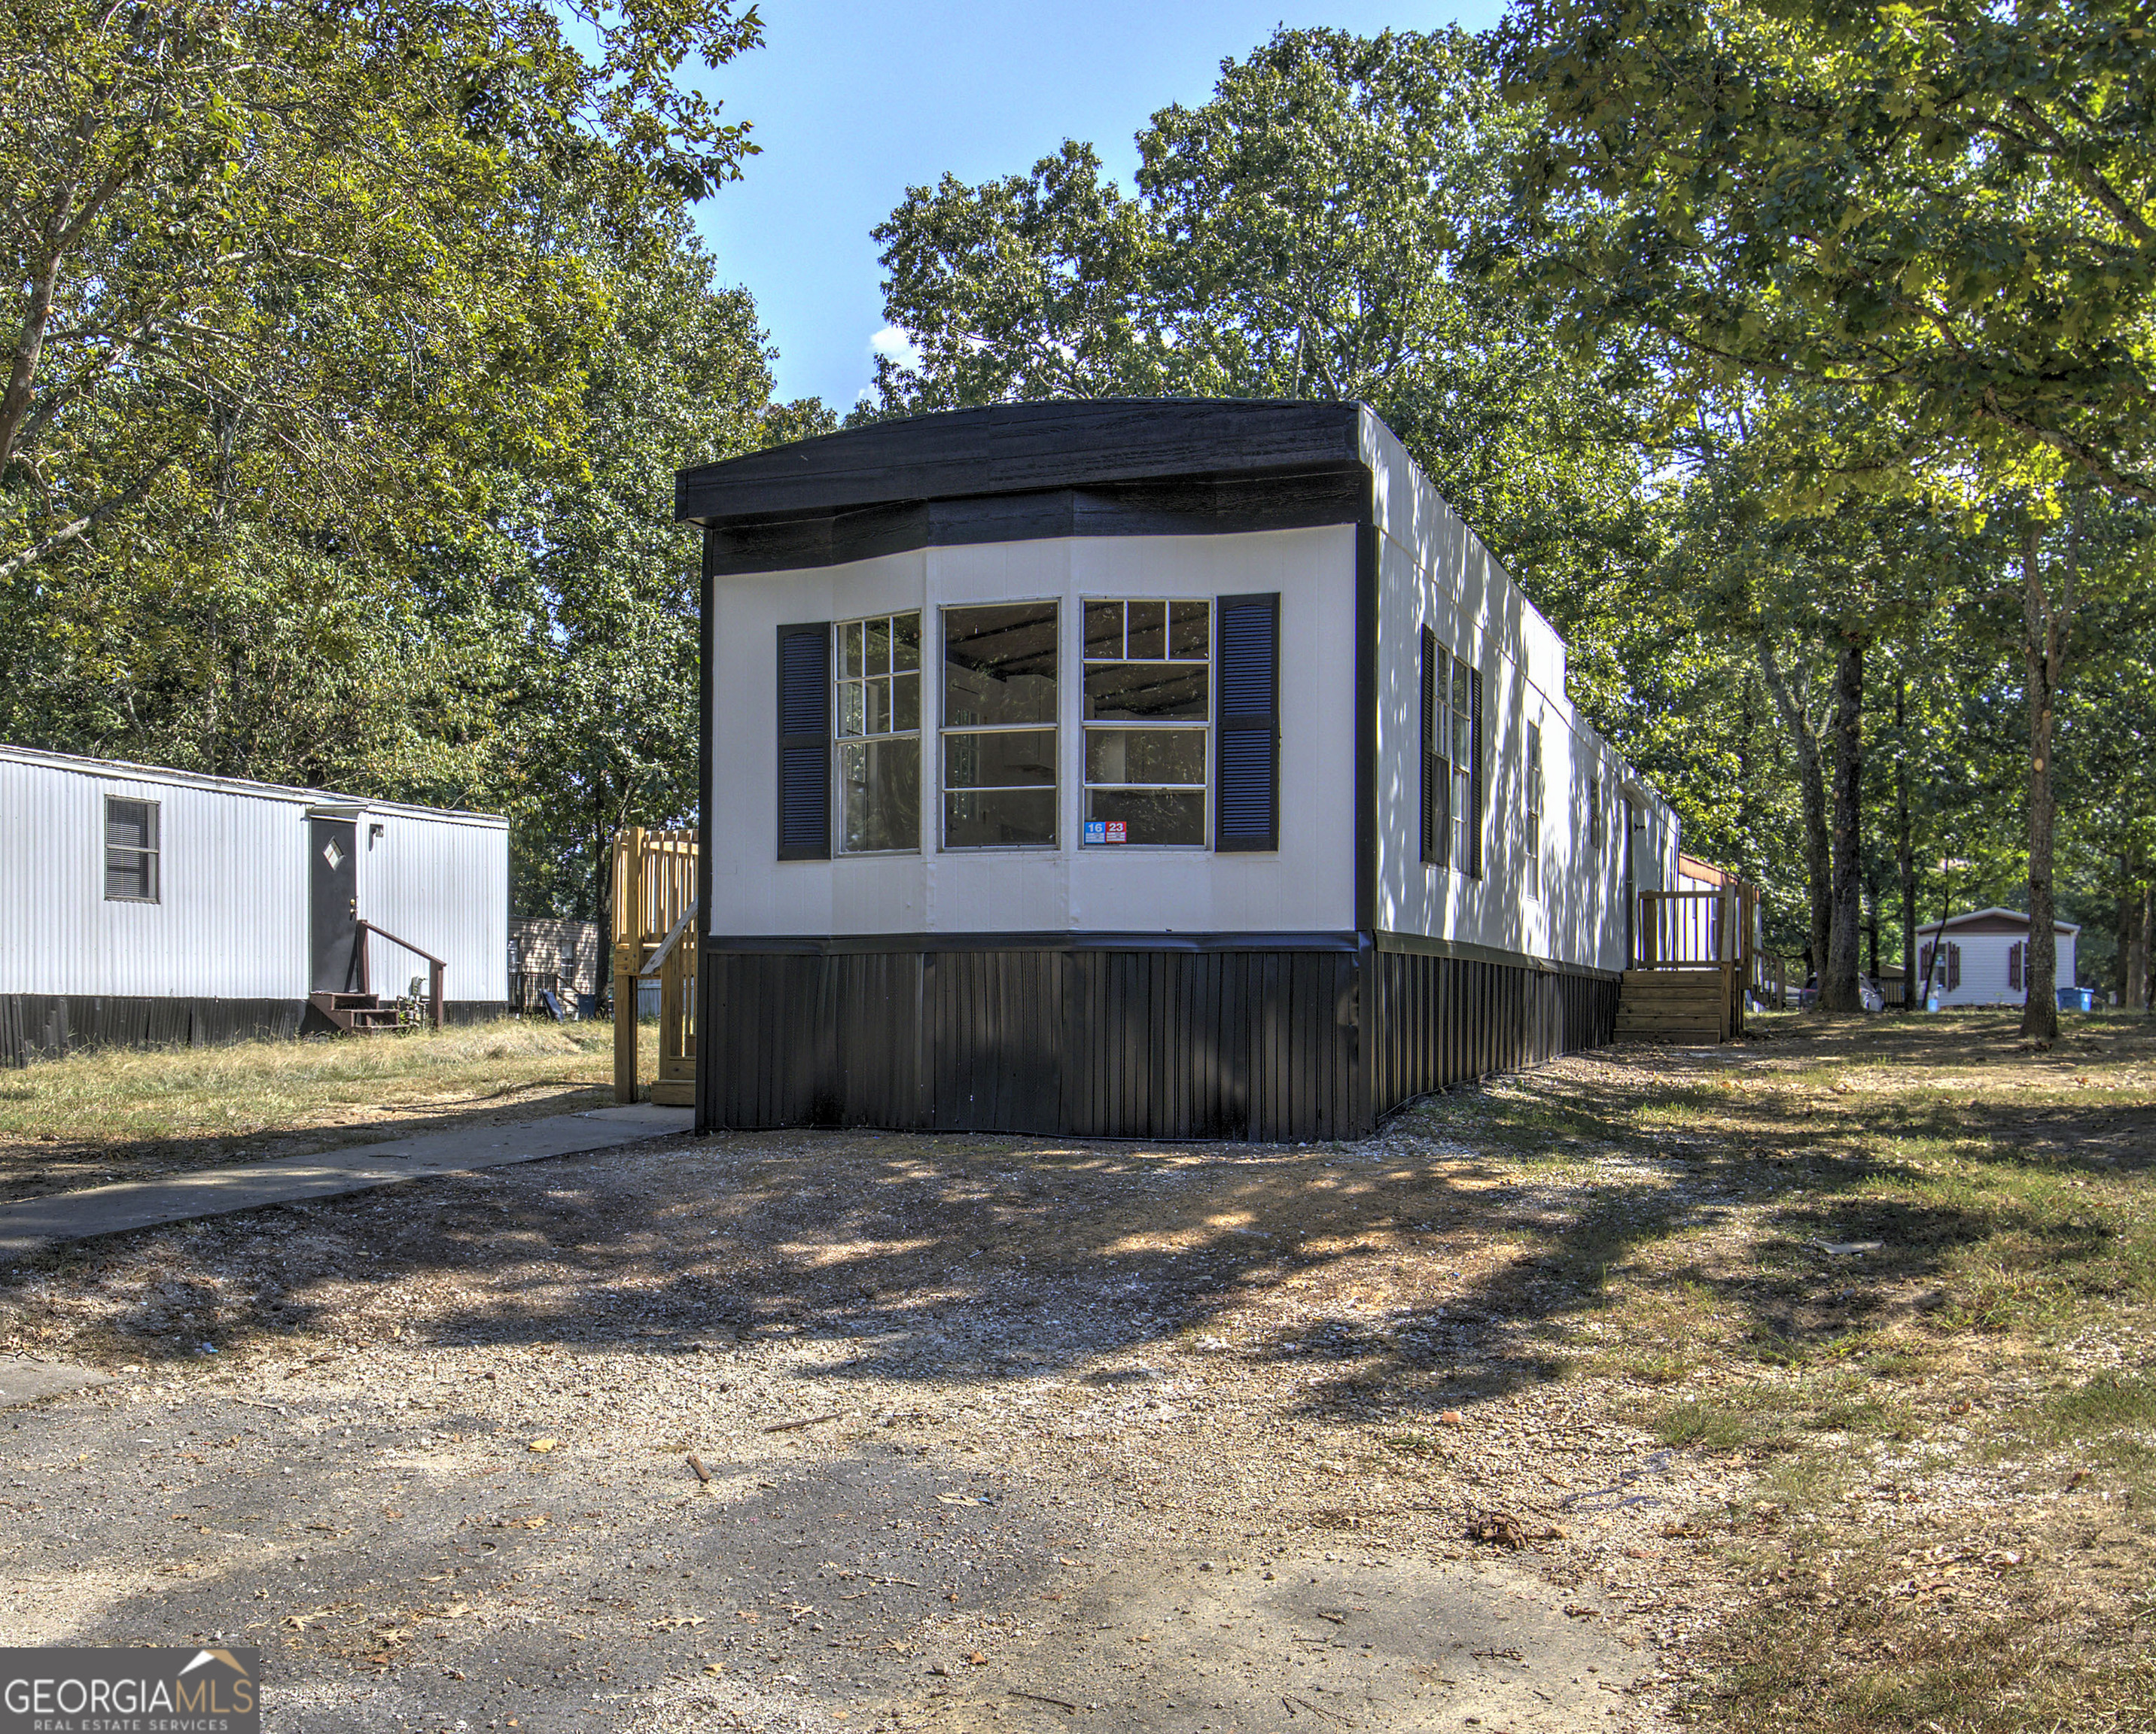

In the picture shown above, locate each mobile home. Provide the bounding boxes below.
[675,400,1677,1139]
[1916,907,2079,1008]
[0,746,509,1064]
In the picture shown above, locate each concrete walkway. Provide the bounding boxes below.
[0,1102,694,1261]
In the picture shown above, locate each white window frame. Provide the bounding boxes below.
[833,610,923,856]
[939,599,1061,852]
[1080,596,1211,850]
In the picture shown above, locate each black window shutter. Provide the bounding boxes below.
[1215,592,1279,852]
[776,622,832,860]
[1419,628,1436,864]
[1468,665,1485,880]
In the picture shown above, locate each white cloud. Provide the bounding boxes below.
[869,325,922,370]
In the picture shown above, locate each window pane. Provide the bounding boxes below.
[1086,728,1206,786]
[1451,656,1470,716]
[946,788,1056,848]
[1083,663,1208,721]
[866,677,891,735]
[1453,713,1471,768]
[945,603,1058,726]
[892,671,920,732]
[105,850,148,900]
[840,738,920,853]
[893,612,921,672]
[865,617,891,677]
[1086,788,1204,847]
[106,799,153,850]
[1084,600,1123,659]
[842,621,865,679]
[1170,600,1209,660]
[838,683,864,738]
[1125,599,1167,660]
[944,729,1056,788]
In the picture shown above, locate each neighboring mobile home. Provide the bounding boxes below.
[675,399,1678,1139]
[1915,907,2080,1008]
[0,745,508,1065]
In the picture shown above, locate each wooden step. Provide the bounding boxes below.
[309,991,401,1034]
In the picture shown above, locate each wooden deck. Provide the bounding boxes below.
[1618,883,1759,1043]
[611,828,696,1105]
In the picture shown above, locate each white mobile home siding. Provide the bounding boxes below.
[0,747,507,1004]
[1,753,309,998]
[1360,414,1676,973]
[358,810,510,1004]
[705,526,1359,938]
[1917,917,2077,1008]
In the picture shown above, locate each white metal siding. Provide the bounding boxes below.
[1,748,507,1002]
[358,811,509,1003]
[705,527,1360,938]
[1362,412,1676,972]
[0,754,309,997]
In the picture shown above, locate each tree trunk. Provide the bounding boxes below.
[1895,668,1917,1010]
[1821,639,1865,1013]
[2020,518,2073,1041]
[2130,878,2152,1013]
[1761,639,1832,993]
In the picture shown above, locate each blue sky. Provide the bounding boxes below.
[687,2,1504,409]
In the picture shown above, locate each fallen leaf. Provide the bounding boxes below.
[526,1438,556,1454]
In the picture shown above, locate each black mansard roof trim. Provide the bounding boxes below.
[674,399,1375,563]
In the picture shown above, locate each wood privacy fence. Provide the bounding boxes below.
[610,828,696,1105]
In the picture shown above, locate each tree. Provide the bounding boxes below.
[1,0,763,589]
[1498,0,2156,505]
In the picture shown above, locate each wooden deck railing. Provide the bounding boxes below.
[610,827,697,1105]
[1634,884,1762,1037]
[355,920,446,1030]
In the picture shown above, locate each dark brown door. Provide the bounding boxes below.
[309,817,360,993]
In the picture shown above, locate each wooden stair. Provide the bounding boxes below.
[1614,967,1734,1044]
[309,990,403,1034]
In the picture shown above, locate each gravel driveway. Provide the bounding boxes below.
[1,1100,1713,1732]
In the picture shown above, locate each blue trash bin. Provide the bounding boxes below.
[2055,986,2096,1013]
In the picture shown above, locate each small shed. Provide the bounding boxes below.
[1916,907,2079,1008]
[0,745,508,1064]
[674,399,1677,1140]
[510,917,603,1011]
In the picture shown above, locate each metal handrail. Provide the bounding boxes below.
[355,919,446,1030]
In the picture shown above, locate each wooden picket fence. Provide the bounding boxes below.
[609,827,696,1106]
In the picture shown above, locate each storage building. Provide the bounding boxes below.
[675,400,1677,1139]
[1,745,509,1064]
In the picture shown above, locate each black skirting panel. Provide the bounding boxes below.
[696,937,1621,1142]
[1365,949,1620,1115]
[0,996,513,1067]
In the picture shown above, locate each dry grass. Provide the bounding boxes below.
[0,1018,654,1202]
[1405,1008,2156,1734]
